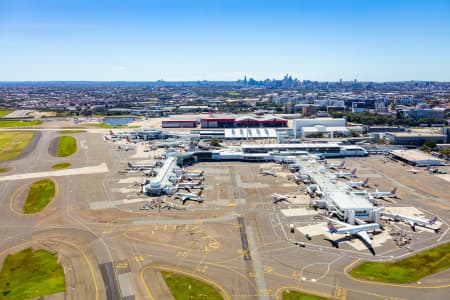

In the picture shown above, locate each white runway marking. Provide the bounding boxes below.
[0,163,109,182]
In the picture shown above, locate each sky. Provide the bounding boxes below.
[0,0,449,82]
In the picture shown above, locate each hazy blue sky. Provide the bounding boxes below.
[0,0,449,81]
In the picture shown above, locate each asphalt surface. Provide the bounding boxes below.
[0,127,449,300]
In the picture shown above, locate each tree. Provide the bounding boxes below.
[421,140,437,152]
[209,138,222,147]
[305,132,324,138]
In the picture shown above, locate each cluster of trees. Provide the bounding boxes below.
[330,111,444,126]
[209,138,222,147]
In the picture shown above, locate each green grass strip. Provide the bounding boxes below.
[51,163,71,170]
[162,271,223,300]
[23,179,56,214]
[0,110,12,118]
[0,248,65,299]
[282,290,329,300]
[56,136,77,157]
[0,120,42,128]
[0,132,35,161]
[61,130,86,134]
[351,242,450,283]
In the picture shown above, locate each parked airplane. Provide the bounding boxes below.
[368,187,397,199]
[347,178,369,189]
[127,162,154,170]
[175,190,203,205]
[260,169,277,177]
[118,145,133,152]
[408,167,421,174]
[327,219,380,249]
[177,179,204,189]
[332,168,357,178]
[272,193,291,204]
[182,170,205,180]
[306,184,322,198]
[383,213,439,233]
[328,161,345,170]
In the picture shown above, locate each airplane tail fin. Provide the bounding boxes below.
[351,168,356,176]
[197,190,203,197]
[200,170,204,176]
[363,178,369,186]
[429,217,438,225]
[391,187,397,195]
[327,221,337,234]
[340,161,345,167]
[109,130,114,136]
[128,162,132,168]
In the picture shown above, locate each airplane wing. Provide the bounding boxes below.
[356,231,372,246]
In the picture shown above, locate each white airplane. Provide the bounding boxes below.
[271,193,291,203]
[306,184,322,198]
[328,161,345,170]
[408,167,421,174]
[175,190,203,205]
[383,213,439,233]
[347,178,369,189]
[127,162,154,170]
[177,179,204,189]
[182,169,204,179]
[260,169,277,177]
[327,219,380,248]
[333,168,357,178]
[368,187,397,199]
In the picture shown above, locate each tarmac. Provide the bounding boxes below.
[0,126,449,300]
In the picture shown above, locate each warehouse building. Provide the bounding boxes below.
[389,149,443,166]
[162,120,197,128]
[293,118,346,138]
[200,118,236,128]
[384,132,447,146]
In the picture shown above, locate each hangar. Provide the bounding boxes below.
[389,149,443,166]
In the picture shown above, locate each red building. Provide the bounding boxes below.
[200,118,236,128]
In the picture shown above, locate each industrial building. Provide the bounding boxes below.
[293,118,346,138]
[389,149,443,166]
[235,116,288,127]
[384,132,447,146]
[162,119,197,128]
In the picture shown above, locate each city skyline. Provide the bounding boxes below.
[1,0,450,81]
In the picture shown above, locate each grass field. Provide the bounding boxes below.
[23,179,56,214]
[162,271,223,300]
[61,129,86,134]
[51,163,71,170]
[56,136,77,157]
[0,120,42,128]
[351,242,450,283]
[0,167,7,173]
[0,248,65,299]
[0,132,35,161]
[282,290,329,300]
[86,123,126,128]
[0,110,12,118]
